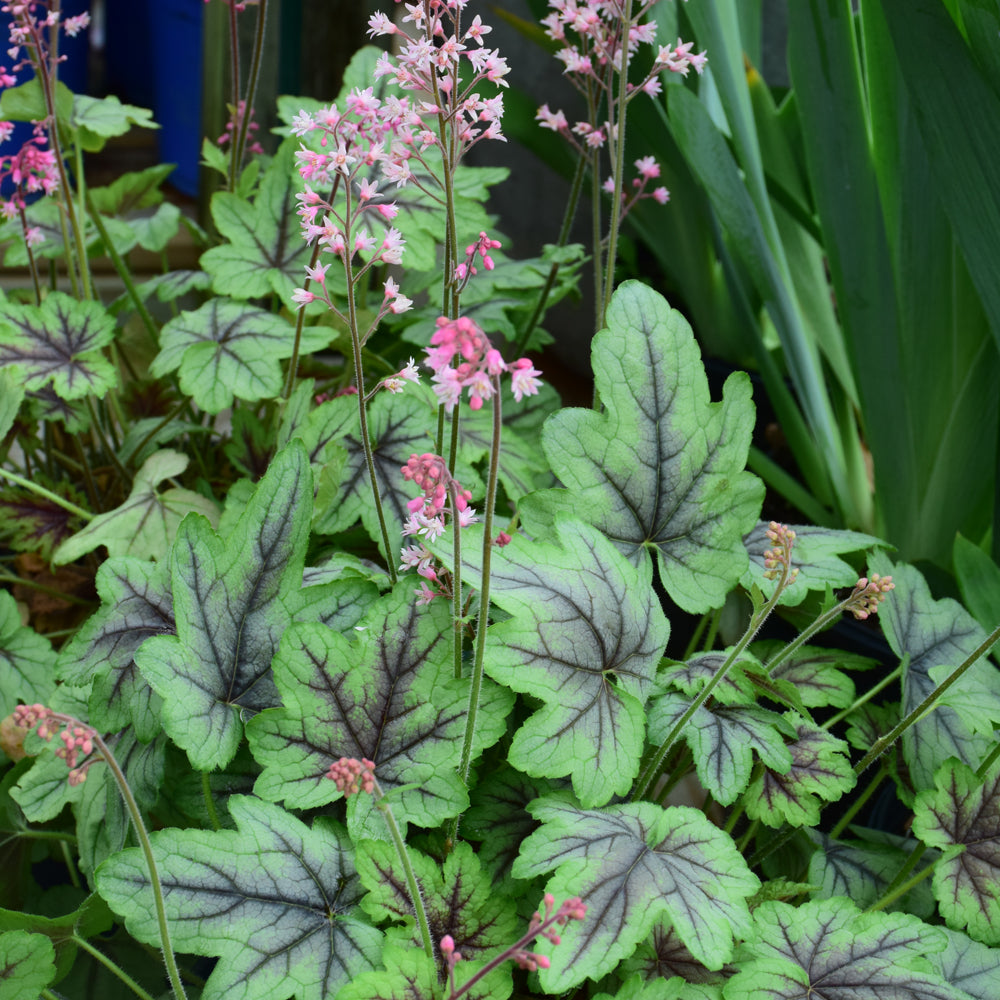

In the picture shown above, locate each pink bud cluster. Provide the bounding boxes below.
[762,521,798,582]
[846,574,895,620]
[439,893,586,994]
[217,98,264,157]
[425,315,542,413]
[454,230,502,287]
[12,704,100,786]
[326,756,376,796]
[536,0,706,154]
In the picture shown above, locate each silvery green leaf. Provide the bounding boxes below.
[522,281,763,614]
[135,442,311,770]
[95,796,382,1000]
[512,796,758,987]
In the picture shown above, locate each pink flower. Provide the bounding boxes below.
[510,358,543,402]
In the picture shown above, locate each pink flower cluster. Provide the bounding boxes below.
[326,756,377,796]
[0,133,59,215]
[601,154,669,219]
[847,574,895,620]
[536,0,706,170]
[400,452,477,603]
[425,315,542,413]
[217,98,264,157]
[12,704,100,786]
[454,230,502,286]
[366,2,508,152]
[439,893,587,991]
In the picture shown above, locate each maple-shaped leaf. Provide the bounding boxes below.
[135,442,312,770]
[933,927,1000,1000]
[461,763,562,889]
[150,297,324,413]
[95,795,382,1000]
[335,942,438,1000]
[456,517,670,808]
[725,897,959,1000]
[53,450,220,564]
[658,649,769,707]
[0,591,55,718]
[521,281,763,614]
[0,292,117,399]
[69,93,157,152]
[459,381,559,502]
[0,482,84,558]
[870,553,1000,792]
[913,759,1000,946]
[0,930,56,1000]
[512,796,758,988]
[648,693,793,806]
[753,640,872,709]
[621,919,728,994]
[741,522,886,606]
[807,830,936,919]
[200,139,313,301]
[743,715,855,827]
[593,972,687,1000]
[357,839,518,999]
[309,389,478,559]
[247,585,513,832]
[56,557,173,740]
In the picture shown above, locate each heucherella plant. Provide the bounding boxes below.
[3,1,1000,1000]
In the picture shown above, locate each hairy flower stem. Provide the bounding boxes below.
[0,467,92,521]
[230,0,269,184]
[17,203,43,304]
[599,0,635,332]
[86,193,160,346]
[72,935,158,1000]
[87,731,188,1000]
[821,662,905,732]
[371,780,435,967]
[343,250,398,584]
[828,762,888,841]
[456,377,503,787]
[450,482,464,681]
[513,153,588,356]
[854,620,1000,776]
[632,565,792,802]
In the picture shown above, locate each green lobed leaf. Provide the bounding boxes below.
[522,281,763,614]
[248,585,513,832]
[743,714,855,828]
[0,480,85,559]
[752,640,873,710]
[620,920,725,998]
[512,796,758,988]
[70,94,157,152]
[335,941,437,1000]
[0,929,56,1000]
[933,926,1000,1000]
[150,297,321,413]
[913,758,1000,946]
[725,897,960,999]
[200,139,313,301]
[135,441,312,770]
[807,830,936,919]
[357,839,518,1000]
[95,795,382,1000]
[0,292,117,400]
[0,591,55,718]
[53,450,220,564]
[56,556,172,740]
[952,535,1000,659]
[648,693,793,806]
[870,552,1000,791]
[459,517,670,807]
